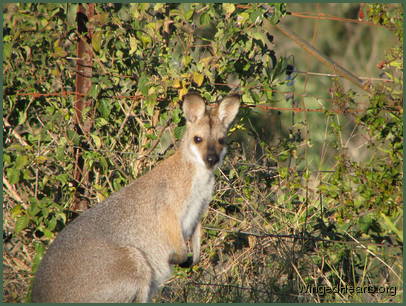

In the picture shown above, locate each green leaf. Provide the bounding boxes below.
[67,4,78,27]
[172,108,182,124]
[15,155,29,169]
[57,212,67,225]
[97,99,113,120]
[4,42,12,59]
[358,215,374,233]
[192,72,204,87]
[247,31,266,45]
[42,228,54,239]
[145,133,157,140]
[200,12,211,25]
[182,55,192,67]
[41,206,50,219]
[27,201,41,217]
[53,46,67,57]
[139,33,152,45]
[222,3,236,16]
[15,215,30,233]
[67,129,80,145]
[174,126,186,140]
[237,12,249,25]
[18,111,27,125]
[7,168,20,184]
[98,156,109,172]
[129,35,137,55]
[242,91,254,103]
[11,204,24,219]
[32,242,46,273]
[91,134,102,149]
[380,213,403,242]
[92,31,102,52]
[3,153,11,166]
[47,216,57,231]
[153,3,164,12]
[55,173,69,185]
[184,9,194,20]
[138,74,149,96]
[95,117,109,128]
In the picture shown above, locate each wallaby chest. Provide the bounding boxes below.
[181,168,215,240]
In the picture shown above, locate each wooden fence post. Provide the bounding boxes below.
[72,3,95,211]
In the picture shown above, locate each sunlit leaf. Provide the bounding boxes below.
[179,87,188,99]
[192,72,204,87]
[92,31,102,52]
[129,35,137,55]
[15,215,30,233]
[222,3,235,16]
[91,134,102,149]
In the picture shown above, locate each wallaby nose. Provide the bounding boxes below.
[206,153,219,167]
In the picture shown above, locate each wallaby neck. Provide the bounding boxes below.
[176,145,216,241]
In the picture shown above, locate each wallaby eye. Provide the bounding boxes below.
[218,138,225,145]
[194,136,203,144]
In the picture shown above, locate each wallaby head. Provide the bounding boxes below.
[181,93,240,169]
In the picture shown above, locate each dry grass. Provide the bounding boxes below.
[3,229,35,303]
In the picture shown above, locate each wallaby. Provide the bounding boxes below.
[31,92,240,303]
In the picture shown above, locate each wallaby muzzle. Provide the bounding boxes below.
[206,152,220,168]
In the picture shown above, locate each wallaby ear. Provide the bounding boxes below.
[182,93,206,123]
[218,94,240,128]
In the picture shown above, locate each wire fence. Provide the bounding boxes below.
[3,3,403,303]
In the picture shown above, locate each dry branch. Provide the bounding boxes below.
[3,177,28,208]
[263,20,372,94]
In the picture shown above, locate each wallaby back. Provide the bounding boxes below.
[31,93,240,302]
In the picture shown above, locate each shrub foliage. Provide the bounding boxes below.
[2,3,403,303]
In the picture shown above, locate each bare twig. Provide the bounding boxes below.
[3,177,27,208]
[263,20,371,94]
[344,231,402,282]
[202,226,401,248]
[289,11,379,26]
[3,118,29,147]
[295,70,393,83]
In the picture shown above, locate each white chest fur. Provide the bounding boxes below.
[181,167,215,240]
